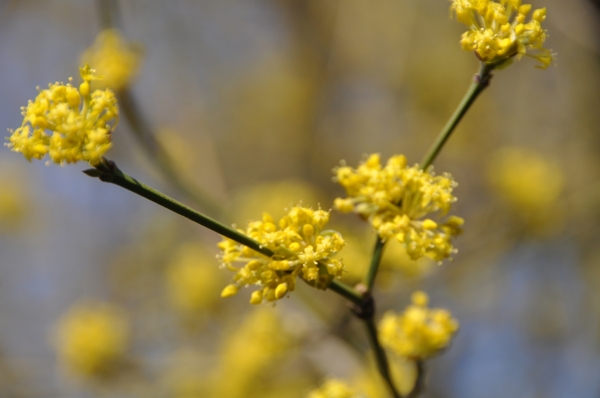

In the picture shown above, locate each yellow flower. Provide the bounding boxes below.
[379,291,459,360]
[80,29,142,90]
[307,379,364,398]
[53,302,129,378]
[450,0,554,68]
[487,147,564,231]
[218,206,345,304]
[6,65,118,165]
[487,147,563,211]
[334,154,463,262]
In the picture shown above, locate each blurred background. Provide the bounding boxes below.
[1,0,600,397]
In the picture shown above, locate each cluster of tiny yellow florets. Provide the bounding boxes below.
[334,154,463,262]
[218,206,345,304]
[6,65,118,165]
[80,29,142,91]
[307,379,364,398]
[450,0,554,68]
[379,291,459,360]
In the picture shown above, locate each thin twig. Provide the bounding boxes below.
[364,318,401,398]
[117,89,226,219]
[407,360,426,398]
[328,280,364,305]
[357,62,495,397]
[420,62,494,170]
[95,0,226,218]
[87,158,268,255]
[85,158,363,304]
[364,236,386,292]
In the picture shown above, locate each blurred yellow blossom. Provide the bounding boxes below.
[334,154,462,262]
[212,308,290,397]
[80,29,142,90]
[354,354,417,397]
[307,379,364,398]
[379,291,459,360]
[381,239,434,280]
[54,302,129,378]
[231,179,322,224]
[166,243,224,314]
[156,128,198,176]
[218,206,345,304]
[450,0,554,68]
[487,147,563,212]
[6,65,118,165]
[0,169,28,230]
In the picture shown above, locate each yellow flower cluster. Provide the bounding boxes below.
[307,379,364,398]
[6,65,118,165]
[450,0,554,68]
[80,29,142,90]
[218,206,345,304]
[379,291,459,360]
[334,154,463,262]
[54,302,129,378]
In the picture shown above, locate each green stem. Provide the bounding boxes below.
[89,159,271,257]
[117,90,227,219]
[358,62,495,398]
[87,159,366,305]
[364,236,386,292]
[365,318,401,398]
[95,0,226,218]
[420,62,494,170]
[407,360,425,398]
[327,280,364,305]
[96,0,121,30]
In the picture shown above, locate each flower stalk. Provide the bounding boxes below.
[420,62,494,169]
[355,62,494,397]
[84,158,359,303]
[326,279,364,305]
[364,237,385,292]
[407,360,425,398]
[117,90,227,219]
[86,158,267,255]
[365,318,401,398]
